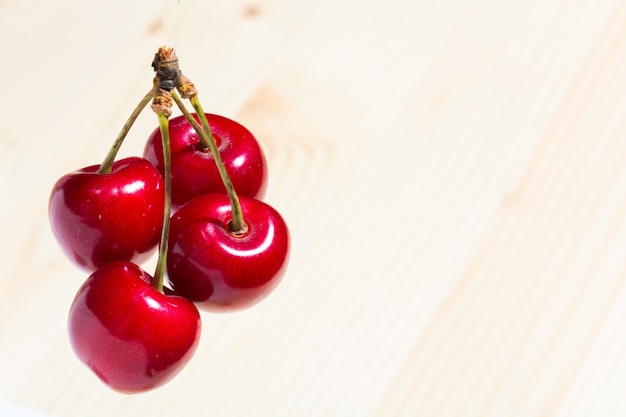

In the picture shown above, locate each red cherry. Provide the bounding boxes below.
[143,113,267,209]
[167,194,290,312]
[68,261,201,393]
[49,157,165,272]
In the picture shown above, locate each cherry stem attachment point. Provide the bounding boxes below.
[188,95,247,234]
[152,112,172,292]
[98,89,155,174]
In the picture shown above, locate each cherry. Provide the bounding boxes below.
[50,46,291,394]
[143,113,267,209]
[68,261,201,393]
[167,193,290,312]
[49,157,164,272]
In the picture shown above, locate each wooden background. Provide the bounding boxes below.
[3,0,626,416]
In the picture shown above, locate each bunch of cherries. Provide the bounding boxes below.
[48,47,290,393]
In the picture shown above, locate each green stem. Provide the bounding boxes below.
[188,95,246,234]
[171,91,207,148]
[152,113,172,292]
[98,89,155,174]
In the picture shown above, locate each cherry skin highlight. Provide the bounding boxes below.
[49,157,165,272]
[167,194,290,312]
[67,261,201,393]
[143,113,267,209]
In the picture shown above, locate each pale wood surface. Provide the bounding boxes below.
[3,0,626,416]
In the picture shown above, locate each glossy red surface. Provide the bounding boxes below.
[67,261,201,393]
[48,157,165,272]
[143,113,267,209]
[167,194,290,312]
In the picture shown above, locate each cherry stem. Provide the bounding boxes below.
[191,96,246,233]
[171,92,204,145]
[176,93,246,234]
[152,112,172,292]
[98,89,155,174]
